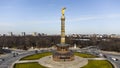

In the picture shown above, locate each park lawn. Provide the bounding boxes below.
[81,60,113,68]
[74,52,97,58]
[21,52,96,60]
[18,52,113,68]
[14,62,47,68]
[20,52,52,60]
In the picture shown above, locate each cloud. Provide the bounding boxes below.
[15,20,59,26]
[106,14,120,18]
[0,14,120,28]
[0,22,15,27]
[68,14,120,22]
[0,5,14,9]
[68,16,97,22]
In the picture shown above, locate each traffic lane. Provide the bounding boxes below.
[0,50,28,61]
[103,54,120,68]
[0,51,35,66]
[105,54,120,61]
[110,58,120,68]
[0,50,47,68]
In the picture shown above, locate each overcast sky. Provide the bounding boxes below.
[0,0,120,34]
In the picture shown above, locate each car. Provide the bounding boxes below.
[103,54,107,58]
[0,58,4,61]
[111,57,119,61]
[99,53,103,57]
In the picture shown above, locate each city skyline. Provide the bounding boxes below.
[0,0,120,34]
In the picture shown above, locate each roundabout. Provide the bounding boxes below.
[13,52,113,68]
[38,56,88,68]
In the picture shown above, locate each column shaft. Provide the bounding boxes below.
[61,17,65,44]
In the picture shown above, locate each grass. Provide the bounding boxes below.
[14,62,47,68]
[81,60,113,68]
[74,52,97,58]
[21,52,96,60]
[17,52,113,68]
[20,52,52,60]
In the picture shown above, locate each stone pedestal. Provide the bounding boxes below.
[53,44,74,61]
[39,56,88,68]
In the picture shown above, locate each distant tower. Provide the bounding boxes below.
[8,32,13,36]
[22,32,26,36]
[32,32,37,36]
[74,44,77,49]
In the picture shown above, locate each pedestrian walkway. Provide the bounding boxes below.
[38,56,88,68]
[12,55,109,68]
[87,58,107,60]
[15,60,39,64]
[101,51,120,55]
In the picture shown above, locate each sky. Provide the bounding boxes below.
[0,0,120,35]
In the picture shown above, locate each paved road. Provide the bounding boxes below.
[81,46,120,68]
[0,50,38,68]
[0,48,120,68]
[102,53,120,68]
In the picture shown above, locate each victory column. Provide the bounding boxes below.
[53,7,74,61]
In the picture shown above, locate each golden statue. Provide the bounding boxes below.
[61,7,66,16]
